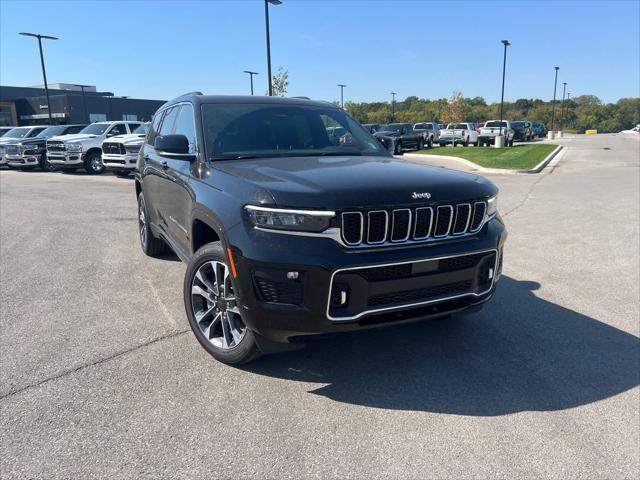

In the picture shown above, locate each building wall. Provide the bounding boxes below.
[0,85,166,126]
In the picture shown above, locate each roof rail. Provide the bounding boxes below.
[180,91,203,96]
[291,96,310,100]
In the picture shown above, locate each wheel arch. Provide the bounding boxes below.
[85,146,102,158]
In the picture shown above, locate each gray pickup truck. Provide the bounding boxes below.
[373,123,424,154]
[478,120,514,147]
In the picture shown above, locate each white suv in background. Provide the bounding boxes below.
[47,121,142,174]
[101,123,149,176]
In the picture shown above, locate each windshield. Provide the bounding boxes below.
[132,124,149,135]
[202,103,388,160]
[80,123,110,135]
[3,127,31,139]
[36,126,64,138]
[486,121,507,128]
[379,124,405,133]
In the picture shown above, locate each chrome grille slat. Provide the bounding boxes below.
[341,201,487,247]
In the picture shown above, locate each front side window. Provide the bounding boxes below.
[201,103,387,160]
[147,112,164,145]
[173,104,197,154]
[158,107,179,136]
[108,124,127,136]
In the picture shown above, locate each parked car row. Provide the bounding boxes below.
[0,121,149,175]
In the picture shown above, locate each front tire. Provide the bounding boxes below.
[39,152,54,171]
[137,192,168,257]
[184,242,261,365]
[394,141,403,155]
[84,151,104,174]
[427,136,433,148]
[417,138,424,151]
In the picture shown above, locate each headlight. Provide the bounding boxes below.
[125,144,141,153]
[486,195,498,219]
[245,205,334,233]
[66,143,82,152]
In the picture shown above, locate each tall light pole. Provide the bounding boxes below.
[243,71,259,95]
[73,84,91,123]
[19,32,58,125]
[337,84,346,109]
[560,82,567,132]
[264,0,282,96]
[391,92,397,121]
[550,66,560,132]
[499,40,510,128]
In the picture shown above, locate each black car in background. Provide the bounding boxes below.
[373,123,424,154]
[532,123,547,138]
[5,124,86,170]
[135,93,506,364]
[511,121,533,142]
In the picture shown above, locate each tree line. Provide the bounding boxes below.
[342,92,640,133]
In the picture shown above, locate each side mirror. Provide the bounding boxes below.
[155,134,194,160]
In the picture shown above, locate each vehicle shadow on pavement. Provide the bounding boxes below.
[247,276,640,415]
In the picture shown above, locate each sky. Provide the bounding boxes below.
[1,0,639,104]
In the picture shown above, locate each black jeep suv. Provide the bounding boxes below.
[135,94,506,364]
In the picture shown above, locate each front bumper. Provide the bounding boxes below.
[102,152,138,170]
[6,153,40,167]
[48,152,84,166]
[228,216,507,343]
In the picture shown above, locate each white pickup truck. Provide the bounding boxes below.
[478,120,514,147]
[101,123,149,176]
[47,121,142,174]
[439,122,479,147]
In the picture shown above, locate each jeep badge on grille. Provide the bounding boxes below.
[412,192,432,199]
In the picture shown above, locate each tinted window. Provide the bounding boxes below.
[147,112,164,145]
[173,104,197,154]
[27,127,46,137]
[425,124,433,130]
[64,125,85,134]
[486,121,507,128]
[511,122,525,128]
[454,124,468,129]
[81,123,110,135]
[201,103,386,160]
[108,124,127,136]
[127,123,141,133]
[36,126,64,138]
[158,107,179,136]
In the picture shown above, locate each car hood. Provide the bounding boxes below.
[105,133,145,144]
[211,155,496,209]
[48,133,97,143]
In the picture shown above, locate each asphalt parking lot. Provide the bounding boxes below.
[1,134,638,479]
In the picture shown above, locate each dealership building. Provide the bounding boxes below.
[0,83,166,126]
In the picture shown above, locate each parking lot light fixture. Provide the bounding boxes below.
[264,0,282,96]
[243,71,259,95]
[391,92,397,121]
[499,40,510,137]
[550,66,560,132]
[19,32,58,125]
[560,82,567,132]
[337,84,347,109]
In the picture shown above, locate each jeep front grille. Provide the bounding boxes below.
[340,201,487,246]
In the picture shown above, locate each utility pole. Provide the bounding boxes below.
[243,71,259,95]
[550,66,560,132]
[337,84,346,109]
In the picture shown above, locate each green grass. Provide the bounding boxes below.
[415,144,559,170]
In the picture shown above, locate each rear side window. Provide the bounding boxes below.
[173,104,197,154]
[425,124,433,130]
[127,123,141,133]
[108,124,127,136]
[147,111,164,145]
[159,107,179,136]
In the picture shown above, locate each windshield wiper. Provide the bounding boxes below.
[316,151,361,156]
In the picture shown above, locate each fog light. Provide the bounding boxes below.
[287,271,299,280]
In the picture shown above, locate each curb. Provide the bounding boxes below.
[401,144,564,175]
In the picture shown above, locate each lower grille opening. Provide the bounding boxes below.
[368,280,473,307]
[254,271,303,305]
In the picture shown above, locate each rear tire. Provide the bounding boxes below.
[427,137,433,148]
[184,242,262,365]
[508,139,514,147]
[84,151,104,174]
[417,138,424,151]
[137,192,169,257]
[394,141,403,155]
[39,152,53,171]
